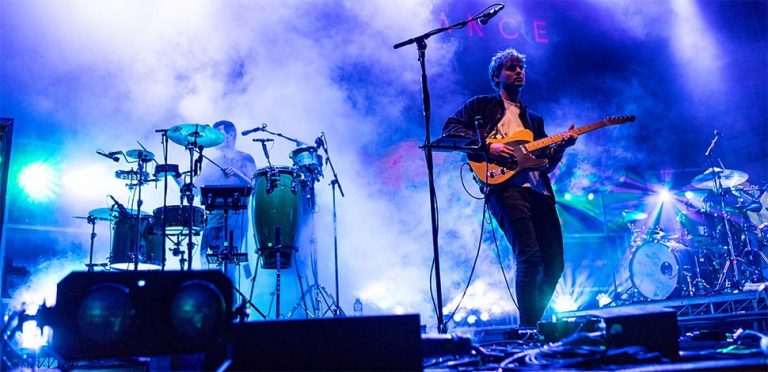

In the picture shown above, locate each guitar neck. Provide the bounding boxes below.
[524,120,609,152]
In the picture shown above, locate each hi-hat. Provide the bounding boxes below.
[125,149,155,161]
[691,167,748,189]
[167,123,224,148]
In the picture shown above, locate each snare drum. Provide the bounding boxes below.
[153,205,205,234]
[251,166,307,269]
[110,215,163,270]
[289,146,323,181]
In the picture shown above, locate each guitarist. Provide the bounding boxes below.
[443,48,577,327]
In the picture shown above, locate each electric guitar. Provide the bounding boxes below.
[468,115,635,185]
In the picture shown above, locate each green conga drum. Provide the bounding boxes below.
[252,166,306,269]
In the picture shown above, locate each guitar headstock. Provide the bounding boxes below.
[602,115,636,125]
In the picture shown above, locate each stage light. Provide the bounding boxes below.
[552,294,577,313]
[658,188,672,202]
[77,283,134,343]
[596,293,612,308]
[479,311,490,321]
[563,193,572,201]
[18,162,58,202]
[587,192,595,201]
[18,321,48,351]
[452,313,464,323]
[170,280,226,342]
[466,314,478,324]
[684,191,694,199]
[42,270,232,360]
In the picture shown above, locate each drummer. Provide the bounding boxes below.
[188,120,256,272]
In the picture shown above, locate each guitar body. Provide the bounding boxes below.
[468,129,549,185]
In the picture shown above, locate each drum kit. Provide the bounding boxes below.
[626,167,768,301]
[77,123,331,281]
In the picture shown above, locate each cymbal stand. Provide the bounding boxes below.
[704,131,741,290]
[318,133,345,316]
[86,215,98,272]
[132,152,152,271]
[180,135,203,271]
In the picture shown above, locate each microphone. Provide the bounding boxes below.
[241,123,268,136]
[252,138,274,143]
[315,133,325,149]
[705,129,721,157]
[478,4,505,25]
[108,194,129,215]
[96,149,120,162]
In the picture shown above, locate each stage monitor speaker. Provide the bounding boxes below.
[230,314,423,371]
[544,306,679,359]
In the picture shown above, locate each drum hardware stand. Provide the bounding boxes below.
[317,134,346,316]
[127,153,152,271]
[232,284,267,321]
[704,131,742,291]
[257,227,299,320]
[152,130,173,271]
[180,136,205,271]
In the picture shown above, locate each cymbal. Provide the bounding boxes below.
[691,167,748,189]
[125,149,155,161]
[167,123,224,148]
[88,207,149,221]
[87,208,117,221]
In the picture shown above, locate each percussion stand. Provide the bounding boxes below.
[704,132,741,290]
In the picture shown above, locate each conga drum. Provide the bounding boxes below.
[251,166,307,269]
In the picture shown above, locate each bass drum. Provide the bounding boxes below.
[629,241,701,300]
[110,215,163,270]
[251,166,307,269]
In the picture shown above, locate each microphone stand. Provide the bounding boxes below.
[157,130,170,271]
[260,128,308,147]
[318,137,345,316]
[704,132,741,290]
[393,8,490,334]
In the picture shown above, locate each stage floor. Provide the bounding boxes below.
[427,289,768,370]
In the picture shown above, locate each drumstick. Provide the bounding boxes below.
[198,152,250,182]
